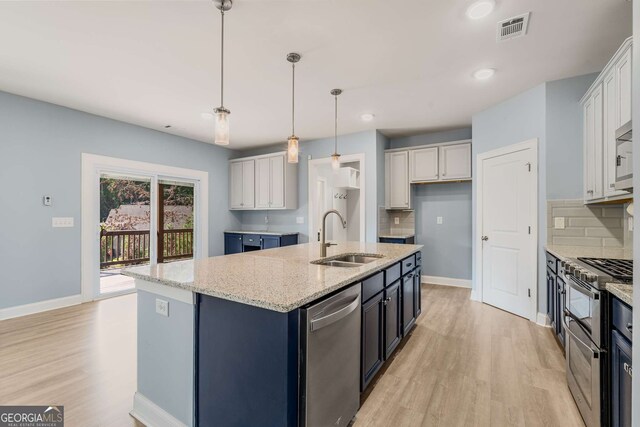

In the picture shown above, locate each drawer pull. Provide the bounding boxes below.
[626,323,633,333]
[406,263,413,267]
[624,362,633,378]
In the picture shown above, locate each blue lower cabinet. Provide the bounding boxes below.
[261,235,281,250]
[414,267,422,317]
[384,281,402,359]
[611,330,632,427]
[361,291,384,390]
[379,236,415,244]
[224,233,243,255]
[401,273,416,336]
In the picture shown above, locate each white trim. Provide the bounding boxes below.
[0,294,82,321]
[384,138,472,154]
[81,153,208,303]
[131,392,187,427]
[421,275,471,289]
[470,289,481,302]
[536,312,551,327]
[474,139,539,323]
[308,153,366,243]
[136,279,195,305]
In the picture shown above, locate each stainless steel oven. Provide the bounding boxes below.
[564,275,603,427]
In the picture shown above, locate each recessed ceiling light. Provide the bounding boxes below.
[473,68,495,80]
[201,112,214,120]
[361,113,375,122]
[466,0,495,20]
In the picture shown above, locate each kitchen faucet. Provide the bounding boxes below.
[320,209,347,257]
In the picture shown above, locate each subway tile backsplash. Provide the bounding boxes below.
[378,207,415,236]
[547,200,626,248]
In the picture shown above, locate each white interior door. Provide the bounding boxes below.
[479,142,537,319]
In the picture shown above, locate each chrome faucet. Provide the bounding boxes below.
[320,209,347,257]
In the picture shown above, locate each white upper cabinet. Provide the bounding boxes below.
[439,143,471,181]
[409,147,438,182]
[229,152,296,210]
[230,159,255,209]
[581,37,632,204]
[385,151,410,209]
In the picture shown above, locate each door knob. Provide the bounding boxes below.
[481,236,489,241]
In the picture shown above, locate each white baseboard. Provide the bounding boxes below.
[131,392,187,427]
[422,275,472,289]
[469,289,481,302]
[0,294,82,321]
[536,312,551,328]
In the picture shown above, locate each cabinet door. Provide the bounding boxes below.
[242,160,255,208]
[224,233,243,255]
[616,46,632,127]
[260,235,280,250]
[230,162,244,209]
[401,273,416,336]
[414,267,422,317]
[556,277,565,348]
[255,158,271,209]
[383,281,402,359]
[604,71,627,197]
[361,292,384,390]
[385,152,410,209]
[584,86,604,201]
[611,330,632,427]
[409,147,438,182]
[269,155,285,208]
[439,143,471,180]
[546,268,556,329]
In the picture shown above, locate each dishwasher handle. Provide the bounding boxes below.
[310,296,360,332]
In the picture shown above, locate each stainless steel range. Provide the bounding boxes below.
[561,257,633,427]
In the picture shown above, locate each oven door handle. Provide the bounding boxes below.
[564,308,593,339]
[567,277,600,300]
[564,321,602,358]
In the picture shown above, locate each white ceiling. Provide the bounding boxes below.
[0,0,632,149]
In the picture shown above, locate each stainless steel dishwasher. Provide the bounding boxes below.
[301,283,361,427]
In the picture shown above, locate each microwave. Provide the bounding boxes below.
[615,120,633,191]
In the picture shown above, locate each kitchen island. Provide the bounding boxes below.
[123,242,422,427]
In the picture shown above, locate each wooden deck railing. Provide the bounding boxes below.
[100,228,193,269]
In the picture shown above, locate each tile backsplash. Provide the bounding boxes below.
[547,200,630,248]
[378,207,415,236]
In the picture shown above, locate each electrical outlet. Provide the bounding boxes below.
[394,217,400,225]
[296,217,304,224]
[264,216,269,224]
[52,217,74,228]
[554,217,565,229]
[437,216,443,225]
[155,299,169,317]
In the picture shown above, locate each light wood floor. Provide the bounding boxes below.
[0,285,584,427]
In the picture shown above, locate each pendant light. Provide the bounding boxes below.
[286,53,301,163]
[213,0,232,145]
[330,89,342,169]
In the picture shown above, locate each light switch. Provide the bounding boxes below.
[296,217,304,224]
[437,216,443,225]
[554,217,565,229]
[394,217,400,225]
[156,299,169,317]
[629,216,634,232]
[52,217,74,228]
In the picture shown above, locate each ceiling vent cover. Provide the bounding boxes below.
[497,12,530,41]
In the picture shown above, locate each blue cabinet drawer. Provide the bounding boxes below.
[385,263,401,286]
[362,271,385,303]
[612,297,633,342]
[545,251,558,274]
[401,255,416,275]
[242,234,261,246]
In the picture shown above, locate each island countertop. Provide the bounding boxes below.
[123,242,422,312]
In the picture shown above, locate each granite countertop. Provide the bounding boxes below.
[224,230,299,236]
[378,234,415,239]
[123,242,422,313]
[545,245,633,261]
[606,283,633,307]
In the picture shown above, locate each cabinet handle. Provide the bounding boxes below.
[626,323,633,333]
[617,155,623,167]
[587,190,593,194]
[406,263,413,267]
[610,183,616,188]
[442,173,446,177]
[624,362,633,378]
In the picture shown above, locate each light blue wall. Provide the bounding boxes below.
[472,83,547,308]
[389,128,472,149]
[546,73,598,199]
[413,182,472,280]
[376,131,389,208]
[390,127,473,280]
[237,130,382,243]
[0,91,240,310]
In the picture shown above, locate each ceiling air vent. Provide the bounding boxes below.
[497,12,530,42]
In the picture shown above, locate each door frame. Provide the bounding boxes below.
[307,153,366,242]
[81,153,209,302]
[474,139,538,322]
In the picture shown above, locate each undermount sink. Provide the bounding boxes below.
[311,253,384,267]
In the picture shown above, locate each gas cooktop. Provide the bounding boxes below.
[577,257,633,282]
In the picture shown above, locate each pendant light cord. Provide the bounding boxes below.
[334,93,338,154]
[292,62,295,135]
[220,7,225,108]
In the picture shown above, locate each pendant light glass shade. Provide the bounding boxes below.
[287,135,299,163]
[331,152,341,169]
[214,108,230,145]
[330,88,342,170]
